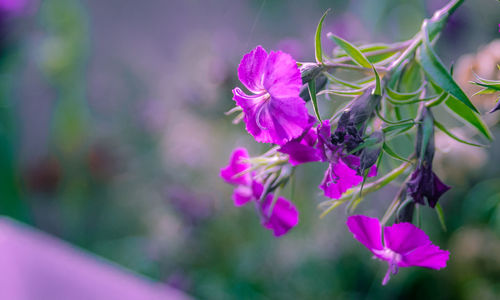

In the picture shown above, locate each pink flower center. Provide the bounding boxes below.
[373,247,402,285]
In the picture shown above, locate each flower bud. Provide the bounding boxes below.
[299,74,327,102]
[300,63,323,84]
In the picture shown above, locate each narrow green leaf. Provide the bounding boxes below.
[473,88,500,96]
[472,82,500,91]
[382,121,415,132]
[386,97,426,106]
[435,203,447,232]
[318,88,365,96]
[445,97,493,140]
[472,74,500,87]
[383,143,411,162]
[425,91,447,108]
[315,9,330,64]
[377,107,415,125]
[399,60,422,92]
[333,43,399,64]
[417,21,479,113]
[347,136,381,155]
[323,72,362,89]
[434,120,485,147]
[385,85,424,101]
[373,66,382,96]
[387,60,407,89]
[308,80,322,122]
[356,76,375,86]
[327,33,372,68]
[383,123,415,139]
[333,43,390,57]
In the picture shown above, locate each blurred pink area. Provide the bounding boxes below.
[0,217,190,300]
[0,0,27,12]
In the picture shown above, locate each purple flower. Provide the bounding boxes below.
[220,147,251,186]
[278,116,322,166]
[232,46,309,145]
[320,156,377,199]
[260,194,299,237]
[407,165,450,208]
[407,108,450,208]
[220,147,259,206]
[316,120,377,199]
[346,215,449,285]
[220,147,299,236]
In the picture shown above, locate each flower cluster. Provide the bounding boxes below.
[220,148,298,237]
[221,0,488,285]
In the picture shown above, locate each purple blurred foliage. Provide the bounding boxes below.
[276,38,304,61]
[0,0,28,14]
[136,99,168,133]
[328,12,368,41]
[165,186,215,226]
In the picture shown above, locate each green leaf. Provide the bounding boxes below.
[425,91,447,108]
[382,123,415,139]
[318,88,366,96]
[472,74,500,88]
[323,72,362,89]
[383,143,411,162]
[385,96,427,106]
[417,21,478,113]
[473,88,500,96]
[347,136,382,155]
[434,120,485,147]
[308,80,322,122]
[376,106,415,124]
[399,60,422,92]
[385,85,424,101]
[327,33,372,68]
[333,43,390,57]
[333,43,400,64]
[435,203,447,232]
[315,9,330,64]
[373,66,382,96]
[387,60,407,89]
[445,96,493,140]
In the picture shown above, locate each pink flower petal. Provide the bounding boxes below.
[261,194,299,237]
[220,147,251,186]
[383,222,431,254]
[346,215,383,251]
[237,46,268,94]
[279,140,322,166]
[319,159,362,199]
[232,185,254,207]
[233,88,308,145]
[400,244,449,269]
[263,51,302,99]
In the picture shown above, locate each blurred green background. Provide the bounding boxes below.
[1,0,499,299]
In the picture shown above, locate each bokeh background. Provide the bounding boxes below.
[1,0,499,299]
